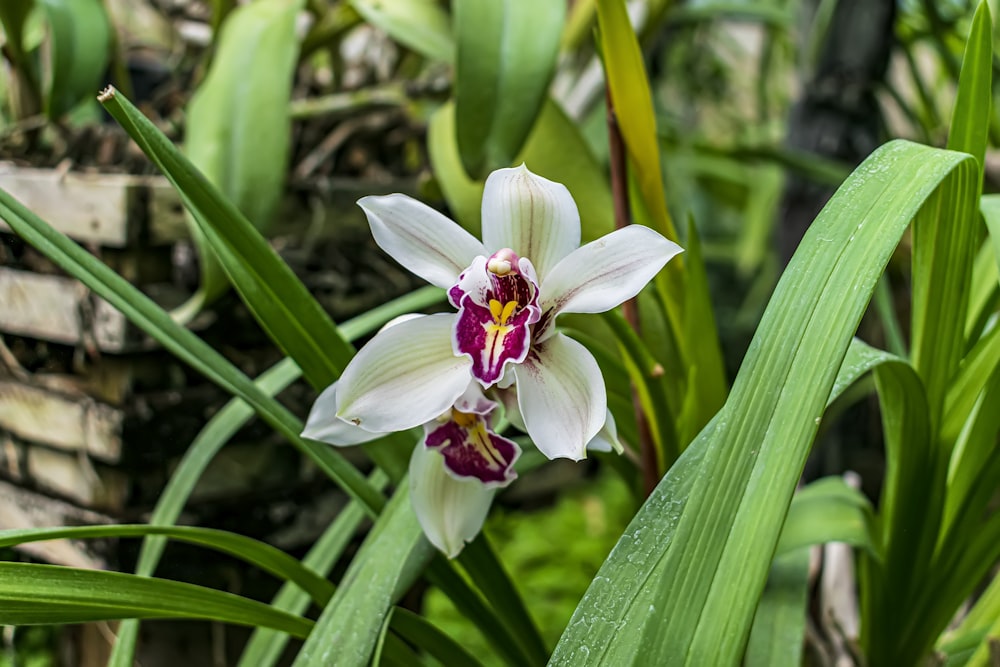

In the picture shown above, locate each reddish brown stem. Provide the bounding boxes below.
[605,86,659,498]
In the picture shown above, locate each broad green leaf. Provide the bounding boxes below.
[293,483,434,667]
[453,0,565,176]
[946,0,992,175]
[775,477,877,559]
[0,525,334,606]
[595,0,675,241]
[744,547,811,667]
[349,0,453,62]
[179,0,304,315]
[550,141,977,665]
[856,343,938,666]
[913,0,991,430]
[0,562,312,638]
[37,0,110,119]
[0,186,386,519]
[677,216,727,449]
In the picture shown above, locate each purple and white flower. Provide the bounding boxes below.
[327,164,682,470]
[303,377,517,557]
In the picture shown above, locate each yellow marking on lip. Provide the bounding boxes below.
[488,299,519,326]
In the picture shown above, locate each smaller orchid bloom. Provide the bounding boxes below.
[423,384,521,487]
[333,165,682,461]
[303,379,517,557]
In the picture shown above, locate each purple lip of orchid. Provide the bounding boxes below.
[450,248,542,386]
[423,407,520,487]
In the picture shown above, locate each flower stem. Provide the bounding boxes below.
[606,85,659,498]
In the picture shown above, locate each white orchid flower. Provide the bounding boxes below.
[303,379,516,557]
[329,164,682,464]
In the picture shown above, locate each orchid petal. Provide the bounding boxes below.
[481,165,580,279]
[409,443,495,558]
[336,314,472,432]
[359,194,486,288]
[302,382,383,446]
[513,333,605,461]
[424,416,520,487]
[586,409,624,454]
[539,225,683,323]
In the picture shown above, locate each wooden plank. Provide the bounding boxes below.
[0,380,122,462]
[0,480,108,568]
[0,267,131,351]
[26,446,128,511]
[0,164,186,246]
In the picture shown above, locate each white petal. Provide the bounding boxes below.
[540,225,683,321]
[586,409,624,454]
[409,443,495,558]
[336,314,472,432]
[513,333,605,461]
[302,382,384,446]
[359,194,486,289]
[481,165,581,279]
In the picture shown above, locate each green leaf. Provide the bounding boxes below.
[348,0,453,62]
[549,141,977,665]
[946,0,992,175]
[0,562,312,638]
[98,87,353,395]
[292,483,434,667]
[37,0,110,119]
[676,216,727,449]
[775,477,878,559]
[180,0,305,313]
[389,607,486,667]
[595,0,675,241]
[453,0,565,176]
[913,0,991,430]
[744,548,811,667]
[0,525,334,606]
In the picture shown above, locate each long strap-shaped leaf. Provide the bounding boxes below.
[292,481,433,667]
[97,87,352,394]
[0,562,312,638]
[549,140,977,665]
[0,525,334,605]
